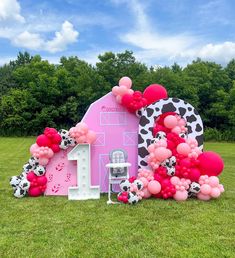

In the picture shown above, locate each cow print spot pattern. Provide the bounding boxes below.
[138,98,203,170]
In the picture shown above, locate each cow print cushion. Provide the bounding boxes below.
[138,98,203,169]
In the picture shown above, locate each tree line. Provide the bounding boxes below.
[0,51,235,141]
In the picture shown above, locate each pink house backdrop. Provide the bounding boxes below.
[45,93,139,195]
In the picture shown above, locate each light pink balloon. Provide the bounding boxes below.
[164,115,178,129]
[171,126,181,134]
[128,89,134,94]
[86,130,97,144]
[77,135,86,143]
[112,86,120,95]
[170,176,180,185]
[210,188,221,198]
[76,122,89,134]
[173,190,188,201]
[116,95,122,103]
[142,187,152,198]
[200,184,212,195]
[177,143,191,156]
[155,147,172,162]
[197,192,211,201]
[119,76,132,89]
[147,180,161,194]
[39,157,49,166]
[209,176,219,187]
[178,118,186,126]
[118,85,129,95]
[30,143,39,155]
[139,177,149,187]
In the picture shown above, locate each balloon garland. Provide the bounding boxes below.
[10,122,96,198]
[112,77,225,204]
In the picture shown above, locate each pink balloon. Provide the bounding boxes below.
[139,177,148,187]
[171,126,181,134]
[142,187,152,198]
[177,143,191,156]
[119,76,132,89]
[39,157,49,166]
[112,86,120,95]
[118,85,129,95]
[200,184,212,195]
[210,188,221,198]
[173,190,188,201]
[164,115,178,129]
[197,192,211,201]
[209,176,219,187]
[86,130,97,144]
[178,118,186,126]
[170,176,180,185]
[30,143,39,155]
[147,180,161,194]
[116,95,122,103]
[155,147,172,162]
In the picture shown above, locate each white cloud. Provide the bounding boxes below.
[45,21,79,53]
[117,0,235,66]
[0,0,25,23]
[12,21,79,53]
[12,31,44,49]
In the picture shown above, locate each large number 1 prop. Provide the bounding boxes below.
[68,144,100,200]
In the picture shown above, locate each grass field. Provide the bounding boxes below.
[0,138,234,258]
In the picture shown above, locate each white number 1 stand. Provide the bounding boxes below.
[67,144,100,200]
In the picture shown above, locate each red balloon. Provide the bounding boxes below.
[143,84,168,105]
[50,144,60,153]
[52,133,62,144]
[37,176,47,186]
[198,151,224,176]
[27,172,37,182]
[179,158,192,168]
[121,93,133,107]
[189,168,201,182]
[36,134,51,147]
[28,187,42,197]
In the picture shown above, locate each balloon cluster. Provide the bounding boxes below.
[117,177,144,204]
[10,122,97,198]
[197,175,224,200]
[27,172,47,197]
[137,113,225,201]
[69,122,96,144]
[36,127,62,153]
[112,76,168,113]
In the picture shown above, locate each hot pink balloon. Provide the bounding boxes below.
[177,143,191,156]
[147,180,161,194]
[164,115,178,129]
[119,76,132,89]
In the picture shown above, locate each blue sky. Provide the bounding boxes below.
[1,0,235,66]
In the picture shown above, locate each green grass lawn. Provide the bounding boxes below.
[0,138,234,258]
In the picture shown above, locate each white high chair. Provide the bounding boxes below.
[106,149,131,204]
